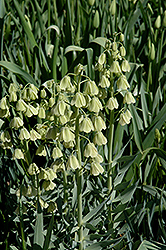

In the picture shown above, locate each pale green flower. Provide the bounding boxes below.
[71,92,86,108]
[120,46,126,57]
[59,127,75,142]
[84,80,99,96]
[59,76,71,91]
[123,91,136,104]
[63,140,75,148]
[93,131,107,146]
[110,60,122,74]
[40,89,47,98]
[90,160,104,176]
[79,117,94,133]
[0,97,7,110]
[19,127,30,140]
[119,109,132,126]
[9,117,24,129]
[52,100,68,116]
[16,99,27,112]
[98,53,106,65]
[67,154,81,170]
[88,97,102,113]
[51,158,65,172]
[13,148,24,160]
[93,153,103,163]
[121,60,131,72]
[30,129,41,141]
[28,163,40,175]
[84,142,98,158]
[92,115,106,131]
[99,75,110,88]
[49,97,55,107]
[8,83,17,94]
[38,107,46,119]
[116,75,130,90]
[9,92,17,102]
[46,126,58,140]
[0,131,11,142]
[36,145,47,156]
[52,146,63,159]
[106,97,119,110]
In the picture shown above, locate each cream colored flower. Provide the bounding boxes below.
[106,97,119,110]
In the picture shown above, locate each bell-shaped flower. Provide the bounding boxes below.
[0,107,10,118]
[93,131,107,146]
[121,60,131,72]
[39,168,49,180]
[79,117,94,133]
[106,97,119,110]
[13,148,24,160]
[74,63,84,75]
[40,89,47,98]
[59,109,73,125]
[116,75,130,90]
[36,145,47,156]
[9,92,17,102]
[71,92,86,108]
[0,97,7,110]
[90,160,104,176]
[51,158,65,172]
[28,88,38,100]
[9,83,17,94]
[25,104,39,117]
[84,80,99,96]
[123,91,136,104]
[110,61,122,74]
[88,97,102,113]
[43,180,56,191]
[16,99,27,112]
[92,115,106,131]
[84,142,98,158]
[119,109,132,126]
[53,100,68,116]
[59,76,71,91]
[46,126,58,140]
[47,168,57,181]
[99,75,110,88]
[67,154,81,170]
[98,53,106,65]
[28,163,40,175]
[30,129,41,141]
[0,130,11,142]
[93,153,103,163]
[52,146,63,159]
[9,117,24,129]
[38,106,46,119]
[59,127,75,142]
[19,127,30,140]
[49,97,55,107]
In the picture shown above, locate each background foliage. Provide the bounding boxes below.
[0,0,166,249]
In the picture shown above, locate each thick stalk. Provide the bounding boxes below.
[47,0,51,44]
[108,110,114,193]
[75,78,83,250]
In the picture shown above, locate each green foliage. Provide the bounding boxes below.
[0,0,166,250]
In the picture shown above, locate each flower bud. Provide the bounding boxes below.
[9,117,24,129]
[71,92,86,108]
[163,10,166,27]
[155,15,161,29]
[112,41,117,51]
[150,43,155,61]
[120,33,124,42]
[88,0,95,6]
[93,10,100,29]
[90,160,104,176]
[98,53,106,65]
[74,63,84,75]
[49,97,55,107]
[36,145,47,156]
[123,91,136,104]
[110,0,116,16]
[13,148,24,160]
[88,97,102,113]
[59,127,75,142]
[19,127,30,140]
[52,146,63,159]
[40,89,47,98]
[105,40,111,50]
[79,117,94,133]
[120,46,126,57]
[67,154,81,170]
[106,97,119,110]
[38,107,46,119]
[93,131,107,145]
[28,163,40,175]
[84,142,98,158]
[155,128,161,144]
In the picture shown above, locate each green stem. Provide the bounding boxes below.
[19,188,27,250]
[47,0,51,44]
[75,77,83,250]
[108,110,114,193]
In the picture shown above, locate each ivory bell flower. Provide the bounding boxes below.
[119,109,132,126]
[59,127,75,142]
[123,91,136,104]
[9,117,24,129]
[19,127,30,140]
[84,142,98,158]
[67,154,81,170]
[92,115,106,131]
[88,97,102,113]
[106,97,119,110]
[36,145,47,156]
[116,75,130,90]
[110,60,122,74]
[99,75,110,88]
[30,129,41,141]
[71,92,86,108]
[90,160,104,176]
[16,99,27,112]
[52,146,63,159]
[13,148,24,160]
[121,60,131,72]
[84,80,99,96]
[93,131,107,146]
[79,117,94,133]
[0,97,7,109]
[28,163,40,175]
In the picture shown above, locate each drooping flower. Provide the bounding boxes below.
[13,148,24,160]
[99,75,110,88]
[19,127,30,140]
[93,131,107,146]
[46,126,58,140]
[84,142,98,158]
[9,117,24,129]
[30,129,41,141]
[66,154,81,170]
[119,109,132,126]
[52,146,63,159]
[106,97,119,110]
[36,145,47,156]
[0,97,7,109]
[123,91,135,104]
[38,106,46,119]
[110,60,122,74]
[121,60,131,72]
[88,97,102,113]
[71,92,86,108]
[98,53,106,65]
[92,115,106,131]
[84,80,99,96]
[59,127,75,142]
[79,117,94,133]
[90,160,104,176]
[28,163,40,175]
[116,75,130,90]
[16,99,27,112]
